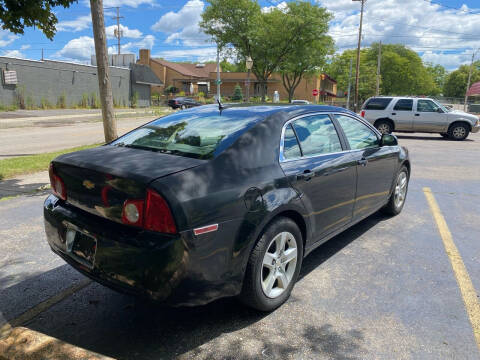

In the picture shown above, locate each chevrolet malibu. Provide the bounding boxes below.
[44,105,410,311]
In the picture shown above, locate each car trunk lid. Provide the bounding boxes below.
[52,145,205,223]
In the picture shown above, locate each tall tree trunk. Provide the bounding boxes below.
[90,0,117,142]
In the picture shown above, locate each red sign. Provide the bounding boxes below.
[312,89,319,97]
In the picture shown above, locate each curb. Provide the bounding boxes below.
[0,327,115,360]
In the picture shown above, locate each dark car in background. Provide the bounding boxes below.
[167,97,202,110]
[44,105,410,311]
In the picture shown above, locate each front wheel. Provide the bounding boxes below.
[381,166,409,216]
[240,217,303,312]
[448,123,470,141]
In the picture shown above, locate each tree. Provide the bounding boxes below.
[201,0,330,101]
[90,0,117,142]
[443,62,480,98]
[0,0,77,40]
[425,62,447,94]
[278,2,334,103]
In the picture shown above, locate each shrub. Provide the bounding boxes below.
[90,93,100,109]
[15,87,25,109]
[79,93,89,108]
[178,91,186,97]
[131,91,139,108]
[41,97,52,109]
[26,95,35,110]
[57,93,67,109]
[232,84,243,101]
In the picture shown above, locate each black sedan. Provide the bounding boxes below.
[167,97,202,110]
[44,105,410,311]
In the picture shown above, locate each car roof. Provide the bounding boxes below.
[185,104,356,119]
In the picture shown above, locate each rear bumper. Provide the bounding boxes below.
[43,195,244,305]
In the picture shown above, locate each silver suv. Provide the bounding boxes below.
[361,96,480,140]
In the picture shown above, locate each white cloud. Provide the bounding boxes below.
[153,47,217,62]
[2,50,24,58]
[0,30,18,47]
[317,0,480,70]
[262,1,288,13]
[112,34,155,53]
[57,15,91,32]
[106,24,143,39]
[20,44,30,50]
[83,0,155,8]
[54,36,95,62]
[151,0,211,46]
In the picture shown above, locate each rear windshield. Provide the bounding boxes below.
[363,97,393,110]
[110,108,262,159]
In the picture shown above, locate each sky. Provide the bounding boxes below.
[0,0,479,71]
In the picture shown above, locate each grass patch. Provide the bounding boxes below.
[0,143,102,180]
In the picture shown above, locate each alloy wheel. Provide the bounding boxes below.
[452,126,466,139]
[377,123,391,134]
[261,231,298,299]
[394,171,408,208]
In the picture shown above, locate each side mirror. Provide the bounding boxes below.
[437,107,444,113]
[380,134,398,146]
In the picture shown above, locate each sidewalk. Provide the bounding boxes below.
[0,171,49,199]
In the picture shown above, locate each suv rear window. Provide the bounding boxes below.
[363,97,393,110]
[393,99,413,111]
[110,109,263,159]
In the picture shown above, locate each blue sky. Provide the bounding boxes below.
[0,0,479,70]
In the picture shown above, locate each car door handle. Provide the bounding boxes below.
[414,113,420,116]
[357,158,368,166]
[297,169,314,181]
[391,112,396,115]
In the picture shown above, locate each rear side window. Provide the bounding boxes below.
[283,124,301,159]
[291,115,342,156]
[335,115,379,150]
[110,109,263,159]
[363,97,393,110]
[393,99,413,111]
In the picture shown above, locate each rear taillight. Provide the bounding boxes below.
[144,189,176,234]
[49,163,67,200]
[360,110,366,117]
[121,189,176,234]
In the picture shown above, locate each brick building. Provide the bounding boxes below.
[137,49,337,103]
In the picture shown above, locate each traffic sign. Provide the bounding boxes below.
[312,89,319,97]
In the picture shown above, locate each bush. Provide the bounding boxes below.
[41,97,52,109]
[90,93,100,109]
[57,93,67,109]
[26,95,35,110]
[131,91,139,108]
[232,84,243,101]
[178,91,186,97]
[164,86,178,94]
[15,87,25,109]
[79,93,89,108]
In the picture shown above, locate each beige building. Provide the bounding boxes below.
[137,49,337,102]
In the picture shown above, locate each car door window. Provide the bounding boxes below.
[393,99,413,111]
[417,100,440,112]
[335,115,380,150]
[290,115,343,156]
[283,124,302,159]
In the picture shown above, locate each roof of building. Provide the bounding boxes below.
[132,64,164,86]
[467,81,480,96]
[152,59,217,78]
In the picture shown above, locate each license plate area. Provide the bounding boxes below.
[65,228,97,269]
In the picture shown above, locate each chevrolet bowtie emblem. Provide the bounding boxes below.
[82,180,95,190]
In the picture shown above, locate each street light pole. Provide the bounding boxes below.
[353,0,365,113]
[245,56,253,102]
[464,49,477,112]
[216,44,221,101]
[346,57,353,110]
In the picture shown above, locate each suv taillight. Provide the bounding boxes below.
[49,163,67,200]
[121,189,176,234]
[360,110,366,117]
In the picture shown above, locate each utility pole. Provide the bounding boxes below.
[346,57,353,110]
[41,48,44,61]
[353,0,365,112]
[376,41,382,96]
[216,44,221,101]
[112,7,124,55]
[90,0,117,142]
[464,49,477,112]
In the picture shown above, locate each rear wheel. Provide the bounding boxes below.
[240,217,303,312]
[381,166,409,216]
[448,123,469,141]
[375,120,393,134]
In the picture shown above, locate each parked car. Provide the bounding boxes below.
[360,96,480,140]
[44,105,410,311]
[168,97,202,110]
[291,100,310,104]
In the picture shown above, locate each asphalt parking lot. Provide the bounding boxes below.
[1,131,479,359]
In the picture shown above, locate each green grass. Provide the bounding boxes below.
[0,143,101,180]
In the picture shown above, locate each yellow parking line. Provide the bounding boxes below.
[0,279,91,339]
[423,187,480,350]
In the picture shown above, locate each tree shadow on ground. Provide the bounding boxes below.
[395,134,474,142]
[0,177,49,198]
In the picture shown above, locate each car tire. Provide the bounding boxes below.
[381,165,409,216]
[240,217,303,312]
[440,133,449,139]
[375,120,393,134]
[448,123,470,141]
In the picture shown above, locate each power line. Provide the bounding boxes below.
[421,0,480,15]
